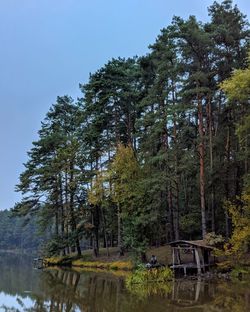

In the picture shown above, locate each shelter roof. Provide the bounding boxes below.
[169,240,214,250]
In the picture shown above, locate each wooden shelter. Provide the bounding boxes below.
[33,258,44,269]
[169,240,215,275]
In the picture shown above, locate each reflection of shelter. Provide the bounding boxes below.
[169,278,214,308]
[169,240,215,275]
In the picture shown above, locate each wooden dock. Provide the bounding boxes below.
[169,240,215,276]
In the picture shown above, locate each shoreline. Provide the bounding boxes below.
[43,255,250,282]
[44,256,134,271]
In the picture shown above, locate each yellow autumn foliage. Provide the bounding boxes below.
[220,52,250,102]
[224,192,250,258]
[88,171,108,206]
[109,143,140,207]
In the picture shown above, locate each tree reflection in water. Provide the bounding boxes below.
[0,253,249,311]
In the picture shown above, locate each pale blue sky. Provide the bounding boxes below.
[0,0,249,209]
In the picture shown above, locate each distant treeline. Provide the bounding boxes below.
[0,210,42,251]
[12,0,250,258]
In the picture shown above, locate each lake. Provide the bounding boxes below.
[0,252,249,311]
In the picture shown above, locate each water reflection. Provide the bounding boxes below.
[0,252,249,311]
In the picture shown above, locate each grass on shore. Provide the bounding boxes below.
[44,246,172,270]
[72,259,133,270]
[45,247,134,270]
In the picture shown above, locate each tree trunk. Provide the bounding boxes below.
[65,171,70,255]
[198,95,206,239]
[207,96,215,232]
[100,205,109,256]
[160,96,175,243]
[91,212,97,257]
[117,203,124,256]
[167,185,174,241]
[173,111,180,240]
[94,205,100,257]
[55,197,59,237]
[225,124,231,239]
[59,174,66,256]
[69,161,81,256]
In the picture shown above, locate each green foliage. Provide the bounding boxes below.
[13,1,250,258]
[0,210,42,251]
[180,213,201,237]
[230,266,250,280]
[42,236,66,257]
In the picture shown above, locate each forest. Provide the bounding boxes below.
[12,0,250,259]
[0,210,41,251]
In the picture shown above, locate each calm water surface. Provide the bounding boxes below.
[0,252,249,312]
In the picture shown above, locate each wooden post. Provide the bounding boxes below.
[194,247,201,275]
[201,249,205,273]
[177,247,181,264]
[193,249,196,263]
[172,248,175,269]
[183,266,187,276]
[195,277,201,301]
[172,279,175,300]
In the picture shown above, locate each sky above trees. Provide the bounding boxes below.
[0,0,249,209]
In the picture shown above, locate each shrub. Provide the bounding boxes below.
[126,267,173,286]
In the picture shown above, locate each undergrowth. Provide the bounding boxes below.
[126,266,173,285]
